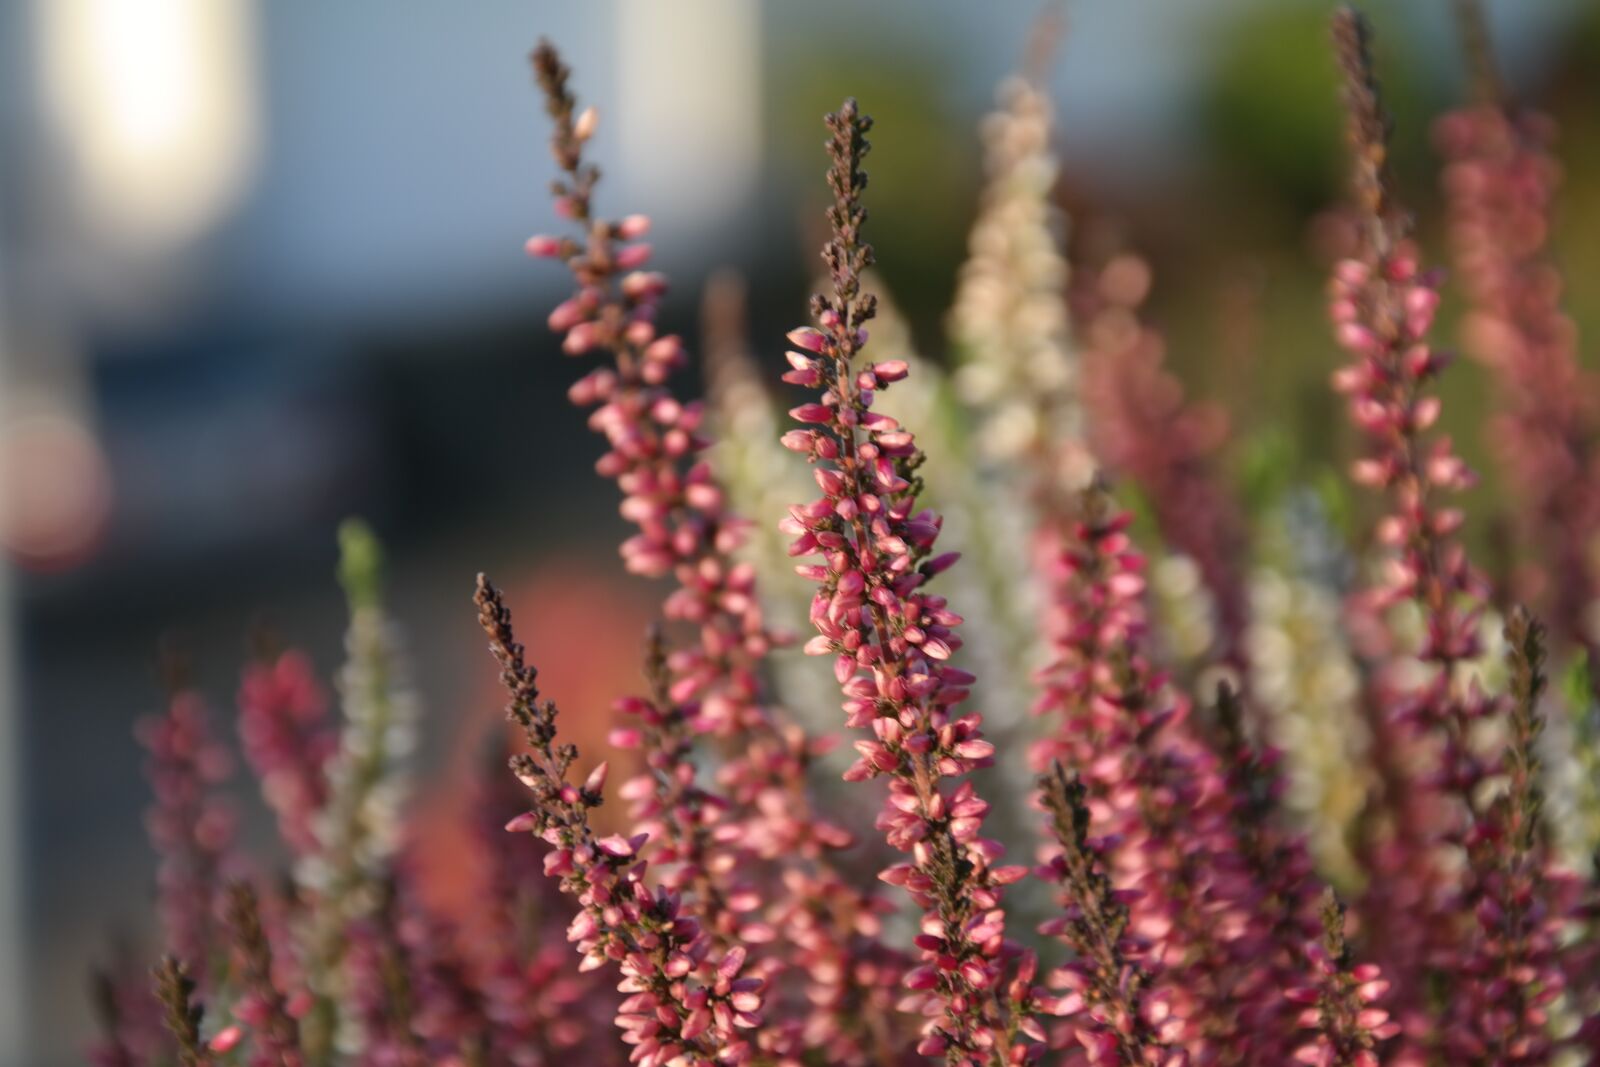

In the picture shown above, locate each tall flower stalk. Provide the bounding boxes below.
[780,98,1046,1065]
[1436,0,1600,676]
[1073,250,1251,677]
[525,41,774,740]
[522,41,908,1063]
[138,667,237,988]
[1035,764,1176,1064]
[300,522,419,1061]
[949,71,1090,516]
[1448,609,1570,1063]
[238,648,336,860]
[1032,485,1313,1062]
[1329,8,1544,1049]
[476,576,764,1067]
[220,882,306,1067]
[1247,496,1371,888]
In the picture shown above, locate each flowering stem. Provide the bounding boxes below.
[139,664,234,990]
[782,99,1041,1065]
[152,956,214,1067]
[223,883,305,1067]
[1435,4,1600,689]
[1287,892,1397,1067]
[237,648,335,860]
[301,522,416,1063]
[1455,608,1564,1063]
[475,575,763,1067]
[525,41,908,1062]
[1037,763,1170,1064]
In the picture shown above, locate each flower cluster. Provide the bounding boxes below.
[1032,486,1317,1062]
[949,70,1090,509]
[1035,765,1177,1065]
[1434,80,1600,674]
[1247,498,1371,887]
[237,649,336,859]
[524,42,772,738]
[522,40,905,1064]
[478,575,764,1066]
[218,883,304,1067]
[1286,893,1398,1067]
[1331,11,1490,989]
[1330,9,1577,1057]
[137,678,238,986]
[1074,251,1251,673]
[1449,610,1569,1063]
[780,100,1047,1063]
[108,526,624,1067]
[105,9,1600,1067]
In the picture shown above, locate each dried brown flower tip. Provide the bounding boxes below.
[1037,761,1167,1062]
[223,882,303,1064]
[816,99,877,338]
[152,956,212,1067]
[1319,887,1350,965]
[529,39,599,222]
[1450,0,1505,106]
[1331,6,1401,256]
[474,574,552,742]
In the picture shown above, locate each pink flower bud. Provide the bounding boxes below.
[786,327,828,353]
[209,1026,243,1054]
[616,243,653,269]
[525,234,564,257]
[505,811,540,833]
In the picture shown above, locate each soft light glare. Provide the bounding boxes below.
[617,0,760,230]
[0,409,112,570]
[39,0,259,250]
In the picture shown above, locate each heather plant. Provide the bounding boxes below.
[92,7,1600,1067]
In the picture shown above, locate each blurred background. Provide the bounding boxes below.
[1,0,1598,1062]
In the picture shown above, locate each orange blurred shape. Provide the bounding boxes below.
[409,560,656,918]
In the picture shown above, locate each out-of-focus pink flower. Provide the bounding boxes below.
[1330,14,1576,1055]
[237,650,337,857]
[1075,250,1251,676]
[137,687,238,986]
[1435,100,1600,675]
[1032,488,1317,1061]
